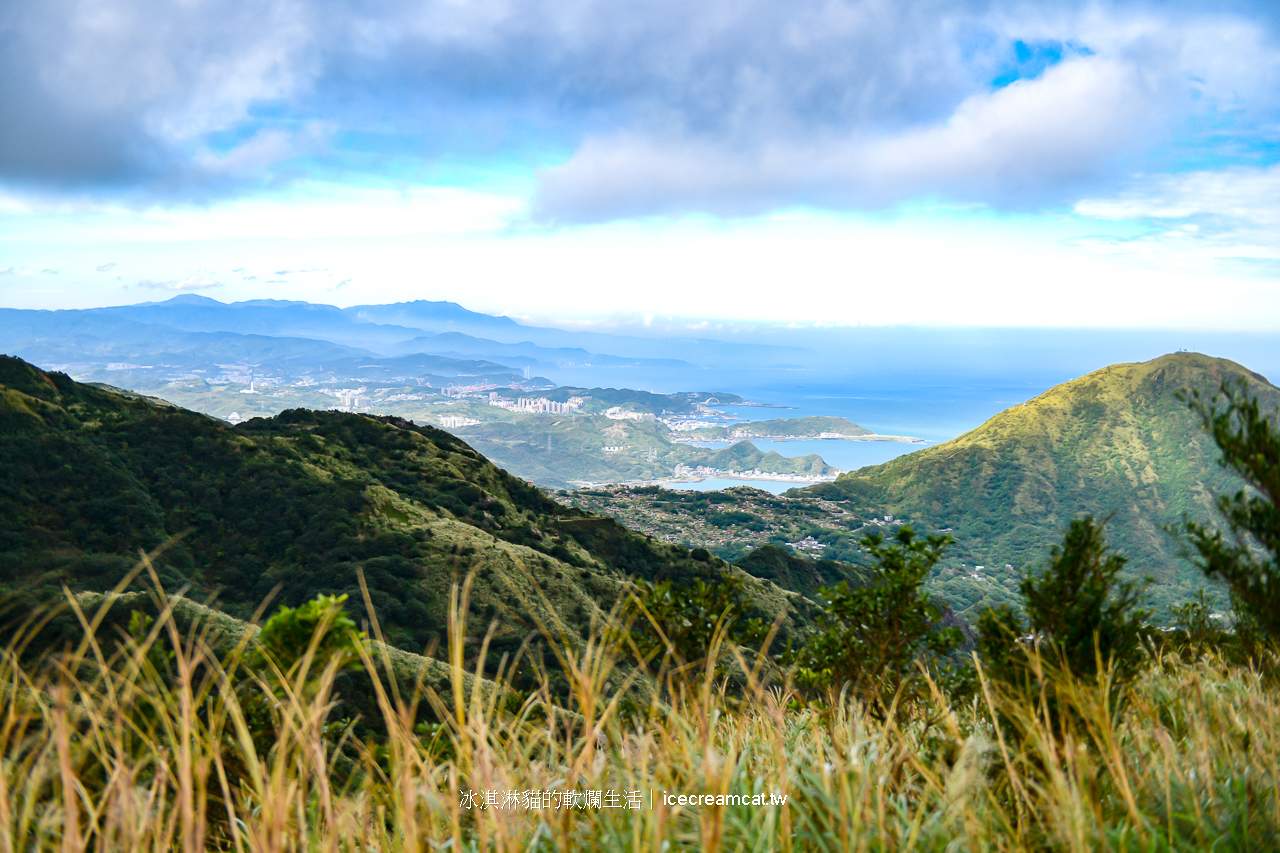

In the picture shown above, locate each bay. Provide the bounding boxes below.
[657,477,807,495]
[551,363,1057,493]
[680,437,925,473]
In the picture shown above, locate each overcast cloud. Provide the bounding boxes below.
[1,0,1278,221]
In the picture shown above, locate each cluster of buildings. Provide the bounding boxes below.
[442,380,501,397]
[605,407,656,422]
[439,415,482,428]
[489,394,587,414]
[320,386,373,410]
[664,419,724,431]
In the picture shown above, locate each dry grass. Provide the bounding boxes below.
[2,555,1278,852]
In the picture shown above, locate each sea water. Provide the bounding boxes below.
[658,477,805,495]
[551,364,1058,492]
[668,376,1050,489]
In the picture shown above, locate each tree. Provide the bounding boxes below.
[628,572,767,686]
[1181,378,1280,642]
[790,527,960,717]
[978,516,1149,690]
[252,593,367,685]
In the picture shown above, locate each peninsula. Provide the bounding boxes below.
[673,415,924,444]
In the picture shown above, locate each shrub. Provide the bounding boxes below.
[628,572,767,686]
[1180,378,1280,643]
[790,527,960,717]
[252,593,367,684]
[978,516,1149,697]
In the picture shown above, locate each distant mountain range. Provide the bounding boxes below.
[6,293,1277,621]
[0,296,811,390]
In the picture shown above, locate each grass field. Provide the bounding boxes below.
[3,558,1277,853]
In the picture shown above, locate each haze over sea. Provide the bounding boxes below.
[542,327,1280,491]
[541,362,1052,490]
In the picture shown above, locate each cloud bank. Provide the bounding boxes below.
[1,0,1278,220]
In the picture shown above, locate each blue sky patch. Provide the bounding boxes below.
[991,40,1091,89]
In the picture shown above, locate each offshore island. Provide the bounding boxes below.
[670,414,924,444]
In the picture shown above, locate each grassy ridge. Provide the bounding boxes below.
[0,356,817,677]
[801,353,1280,607]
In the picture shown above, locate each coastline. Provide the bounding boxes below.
[570,471,841,491]
[673,433,926,444]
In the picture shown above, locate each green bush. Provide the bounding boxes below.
[628,572,767,685]
[978,516,1149,696]
[790,527,960,717]
[251,593,367,683]
[1180,378,1280,643]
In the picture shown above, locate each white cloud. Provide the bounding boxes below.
[1076,164,1280,226]
[138,276,222,291]
[6,0,1280,219]
[0,181,523,244]
[95,262,116,271]
[1074,164,1280,275]
[535,53,1158,219]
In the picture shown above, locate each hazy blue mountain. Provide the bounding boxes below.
[94,295,429,352]
[2,297,810,381]
[344,299,526,339]
[0,306,522,386]
[388,331,694,369]
[344,300,811,368]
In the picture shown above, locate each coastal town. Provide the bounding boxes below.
[82,360,875,492]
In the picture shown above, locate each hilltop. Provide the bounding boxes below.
[799,352,1279,607]
[0,356,821,687]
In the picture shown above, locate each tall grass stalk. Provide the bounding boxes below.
[1,556,1278,851]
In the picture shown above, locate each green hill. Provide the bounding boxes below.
[681,416,873,440]
[799,352,1280,610]
[733,544,870,599]
[453,417,838,489]
[704,440,837,476]
[0,356,818,672]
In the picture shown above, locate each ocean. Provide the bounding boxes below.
[553,367,1058,491]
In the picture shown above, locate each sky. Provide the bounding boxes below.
[2,0,1280,329]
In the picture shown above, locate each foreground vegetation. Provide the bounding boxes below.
[3,558,1278,852]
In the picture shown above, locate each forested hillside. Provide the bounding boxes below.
[0,356,818,664]
[801,352,1280,607]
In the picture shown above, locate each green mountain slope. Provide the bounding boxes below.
[697,440,835,477]
[800,353,1280,606]
[733,544,870,599]
[0,356,817,668]
[681,416,873,441]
